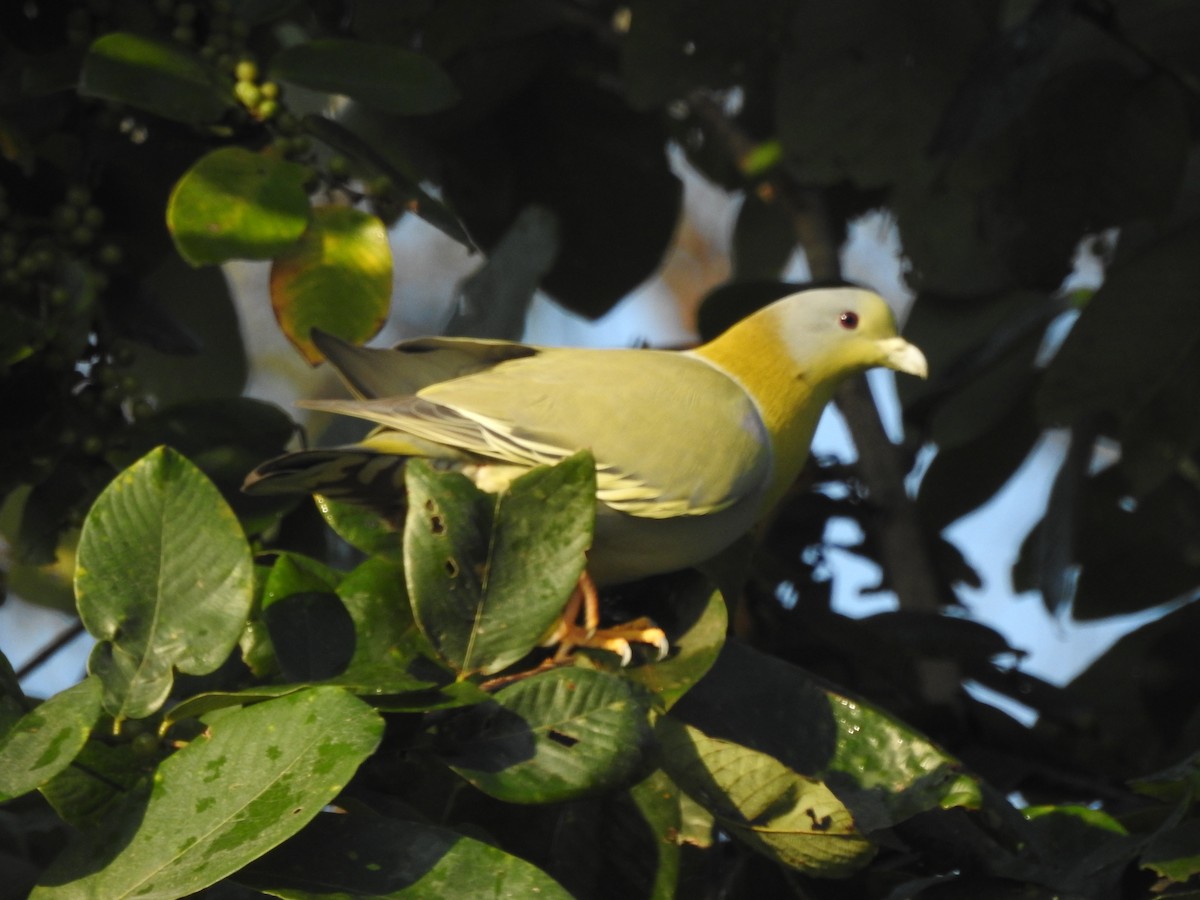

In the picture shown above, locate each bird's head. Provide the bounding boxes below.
[761,286,928,382]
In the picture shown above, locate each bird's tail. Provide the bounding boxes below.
[242,443,411,507]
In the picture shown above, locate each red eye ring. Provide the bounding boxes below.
[839,311,859,329]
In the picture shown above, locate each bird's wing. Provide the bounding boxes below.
[305,347,773,519]
[312,330,539,399]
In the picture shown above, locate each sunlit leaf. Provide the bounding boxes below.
[657,717,875,877]
[80,32,233,125]
[404,453,594,676]
[167,147,312,266]
[76,448,254,720]
[270,205,393,364]
[31,687,383,900]
[439,667,653,803]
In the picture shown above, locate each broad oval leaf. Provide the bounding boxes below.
[241,803,572,898]
[672,642,981,831]
[270,205,393,364]
[1038,224,1200,424]
[621,571,727,711]
[438,667,653,803]
[271,39,460,114]
[167,147,312,266]
[0,677,102,802]
[76,447,254,720]
[657,717,876,877]
[80,32,233,125]
[404,453,595,676]
[31,687,383,900]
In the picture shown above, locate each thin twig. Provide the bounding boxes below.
[15,620,87,682]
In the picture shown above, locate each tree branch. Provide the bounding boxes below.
[690,93,953,697]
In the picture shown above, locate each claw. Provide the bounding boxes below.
[547,572,670,664]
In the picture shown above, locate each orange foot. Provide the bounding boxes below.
[544,571,669,665]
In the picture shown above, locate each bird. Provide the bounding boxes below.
[244,285,927,660]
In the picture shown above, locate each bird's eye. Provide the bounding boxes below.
[839,311,859,329]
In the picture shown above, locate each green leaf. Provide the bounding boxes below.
[404,453,595,676]
[621,571,727,711]
[242,802,571,898]
[438,667,653,803]
[333,557,452,695]
[271,39,460,114]
[443,74,681,318]
[1038,223,1200,424]
[262,552,343,609]
[79,32,233,125]
[672,642,980,831]
[167,147,312,266]
[657,717,876,877]
[264,592,357,682]
[161,684,309,731]
[76,447,254,720]
[270,205,393,365]
[41,739,147,829]
[548,768,684,899]
[316,495,403,561]
[1142,819,1200,884]
[775,2,984,188]
[32,687,383,900]
[0,677,102,802]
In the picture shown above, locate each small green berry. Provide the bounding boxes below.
[256,99,278,120]
[235,59,258,82]
[174,2,196,24]
[81,435,104,455]
[234,81,261,108]
[260,81,279,100]
[82,206,105,228]
[66,185,91,207]
[172,24,194,44]
[132,399,155,419]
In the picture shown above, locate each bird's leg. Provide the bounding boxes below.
[545,571,668,665]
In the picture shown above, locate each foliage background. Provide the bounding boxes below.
[2,0,1200,897]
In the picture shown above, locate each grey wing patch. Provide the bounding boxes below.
[313,330,538,399]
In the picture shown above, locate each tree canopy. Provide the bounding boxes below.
[2,1,1200,897]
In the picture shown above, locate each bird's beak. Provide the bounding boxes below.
[876,336,928,379]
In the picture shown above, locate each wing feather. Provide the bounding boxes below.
[305,346,773,519]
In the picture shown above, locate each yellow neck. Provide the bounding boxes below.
[691,319,842,511]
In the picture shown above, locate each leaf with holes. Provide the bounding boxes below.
[438,667,653,803]
[404,453,595,676]
[30,687,383,900]
[76,447,254,721]
[657,717,875,877]
[270,206,393,364]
